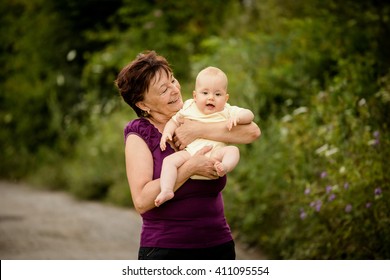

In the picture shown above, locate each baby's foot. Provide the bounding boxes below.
[155,191,174,207]
[214,161,228,177]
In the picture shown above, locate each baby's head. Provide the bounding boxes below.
[193,67,229,114]
[195,66,228,92]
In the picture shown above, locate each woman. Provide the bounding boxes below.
[115,50,260,260]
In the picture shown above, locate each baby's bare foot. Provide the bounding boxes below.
[155,191,174,207]
[214,161,227,177]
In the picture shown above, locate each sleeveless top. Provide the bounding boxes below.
[124,118,233,248]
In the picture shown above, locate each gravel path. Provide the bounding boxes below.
[0,181,264,260]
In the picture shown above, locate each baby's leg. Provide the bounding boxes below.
[155,151,191,207]
[211,146,240,177]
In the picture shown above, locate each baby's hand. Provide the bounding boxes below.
[227,115,240,131]
[160,133,172,151]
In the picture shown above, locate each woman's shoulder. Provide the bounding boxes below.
[124,118,147,135]
[123,118,160,150]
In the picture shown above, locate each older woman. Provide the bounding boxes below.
[115,51,260,260]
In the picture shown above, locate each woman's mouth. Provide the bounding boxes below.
[168,98,179,104]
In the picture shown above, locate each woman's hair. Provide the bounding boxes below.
[115,50,172,117]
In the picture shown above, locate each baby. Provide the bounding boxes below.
[155,66,254,207]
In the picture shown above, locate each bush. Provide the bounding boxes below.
[226,68,390,259]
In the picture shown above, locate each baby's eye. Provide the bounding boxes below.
[202,91,208,95]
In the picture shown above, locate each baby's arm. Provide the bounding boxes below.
[160,118,180,151]
[227,108,255,131]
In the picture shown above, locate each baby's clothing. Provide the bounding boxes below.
[171,99,243,180]
[172,99,242,156]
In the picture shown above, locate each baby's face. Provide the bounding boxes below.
[193,75,228,115]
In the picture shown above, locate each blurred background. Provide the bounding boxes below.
[1,0,389,259]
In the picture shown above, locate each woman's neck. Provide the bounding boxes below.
[146,115,170,133]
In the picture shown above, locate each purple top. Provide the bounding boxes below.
[124,118,233,248]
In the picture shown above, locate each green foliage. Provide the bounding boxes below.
[191,0,390,259]
[227,76,390,259]
[66,108,129,201]
[29,106,134,206]
[1,0,389,259]
[0,0,122,178]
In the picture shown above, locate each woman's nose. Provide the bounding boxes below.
[170,84,180,94]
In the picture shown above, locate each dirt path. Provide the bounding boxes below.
[0,181,264,260]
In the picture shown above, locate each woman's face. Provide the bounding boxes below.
[142,69,183,120]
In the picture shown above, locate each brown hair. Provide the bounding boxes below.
[115,50,172,117]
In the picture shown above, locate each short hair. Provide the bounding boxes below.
[115,50,172,117]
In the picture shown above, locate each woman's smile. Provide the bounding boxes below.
[168,98,180,104]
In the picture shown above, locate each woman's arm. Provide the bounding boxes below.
[125,135,217,214]
[173,119,261,150]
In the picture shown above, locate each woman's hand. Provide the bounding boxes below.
[173,119,199,150]
[185,145,219,179]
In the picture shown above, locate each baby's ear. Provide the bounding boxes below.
[226,94,230,102]
[192,90,197,99]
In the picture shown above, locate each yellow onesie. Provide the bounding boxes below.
[172,99,243,179]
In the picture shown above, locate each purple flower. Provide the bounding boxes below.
[328,193,336,202]
[366,202,372,208]
[326,185,333,193]
[320,171,327,179]
[314,200,322,212]
[344,182,349,190]
[345,204,352,213]
[374,188,382,196]
[304,188,311,195]
[371,131,380,145]
[300,209,307,220]
[310,200,322,212]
